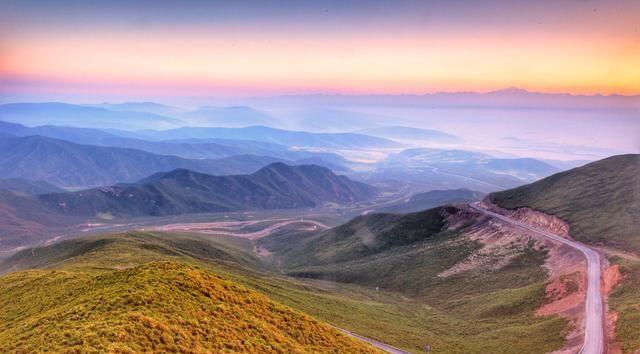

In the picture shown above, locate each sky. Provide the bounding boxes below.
[1,0,639,99]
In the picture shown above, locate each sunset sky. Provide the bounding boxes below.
[1,0,639,99]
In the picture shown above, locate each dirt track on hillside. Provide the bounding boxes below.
[151,218,329,239]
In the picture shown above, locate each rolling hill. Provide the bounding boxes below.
[38,163,378,217]
[1,229,566,354]
[489,154,640,253]
[0,234,378,353]
[0,135,332,188]
[0,120,351,164]
[257,205,567,353]
[0,178,64,195]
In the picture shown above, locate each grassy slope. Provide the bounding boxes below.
[2,230,566,354]
[261,207,567,353]
[0,262,379,353]
[490,154,640,353]
[609,258,640,353]
[0,235,379,354]
[489,154,640,253]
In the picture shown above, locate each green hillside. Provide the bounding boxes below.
[0,262,378,353]
[38,163,376,218]
[490,154,640,253]
[490,154,640,353]
[0,232,264,273]
[2,230,566,354]
[260,207,567,353]
[272,207,550,300]
[0,234,379,353]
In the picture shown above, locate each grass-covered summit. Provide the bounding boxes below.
[490,154,640,253]
[0,261,379,353]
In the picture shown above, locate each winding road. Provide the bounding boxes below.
[469,203,604,354]
[152,218,329,239]
[336,328,410,354]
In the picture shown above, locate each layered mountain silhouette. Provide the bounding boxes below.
[0,134,349,188]
[38,163,377,217]
[0,103,181,130]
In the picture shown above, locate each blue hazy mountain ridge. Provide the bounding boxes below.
[37,163,378,217]
[360,126,462,143]
[247,88,640,110]
[0,178,65,195]
[0,135,345,188]
[93,103,276,128]
[0,103,182,130]
[90,102,184,117]
[109,125,401,149]
[0,121,349,164]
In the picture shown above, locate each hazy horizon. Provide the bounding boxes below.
[2,0,639,99]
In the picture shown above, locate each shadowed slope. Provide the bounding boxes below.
[38,163,377,217]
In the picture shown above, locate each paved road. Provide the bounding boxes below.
[152,219,329,239]
[336,328,411,354]
[469,203,604,354]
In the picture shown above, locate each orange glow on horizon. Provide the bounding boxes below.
[1,29,639,96]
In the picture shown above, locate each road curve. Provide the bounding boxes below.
[469,203,604,354]
[336,327,411,354]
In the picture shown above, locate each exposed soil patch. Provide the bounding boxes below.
[438,215,539,277]
[478,202,588,354]
[483,202,571,238]
[537,272,584,317]
[603,264,622,295]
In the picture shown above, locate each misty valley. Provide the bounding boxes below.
[1,1,638,353]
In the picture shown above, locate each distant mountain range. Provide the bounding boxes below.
[0,133,352,188]
[112,125,400,149]
[246,88,640,110]
[0,135,286,188]
[0,121,350,165]
[0,103,182,130]
[0,163,376,251]
[90,102,184,116]
[38,163,378,217]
